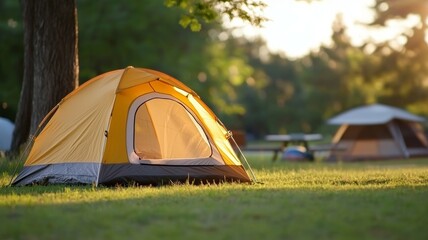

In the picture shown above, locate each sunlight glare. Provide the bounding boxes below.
[223,0,420,58]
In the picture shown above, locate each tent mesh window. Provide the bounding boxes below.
[341,125,392,140]
[396,121,426,148]
[134,98,211,160]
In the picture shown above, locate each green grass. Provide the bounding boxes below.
[1,155,428,240]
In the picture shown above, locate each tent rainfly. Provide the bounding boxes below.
[12,67,253,186]
[327,103,428,161]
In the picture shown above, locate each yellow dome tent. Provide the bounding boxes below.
[12,67,254,186]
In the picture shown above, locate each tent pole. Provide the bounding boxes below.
[387,121,409,158]
[95,98,116,187]
[228,131,259,183]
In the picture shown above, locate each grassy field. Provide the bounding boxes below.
[1,154,428,240]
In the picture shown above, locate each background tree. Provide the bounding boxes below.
[77,0,255,119]
[0,1,22,121]
[237,38,302,136]
[165,0,267,31]
[303,15,372,119]
[369,0,428,115]
[11,0,78,152]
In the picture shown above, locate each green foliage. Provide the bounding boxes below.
[1,156,428,239]
[178,15,202,31]
[300,17,370,121]
[0,0,23,121]
[228,10,428,136]
[369,0,428,116]
[78,0,253,118]
[164,0,268,31]
[371,0,427,27]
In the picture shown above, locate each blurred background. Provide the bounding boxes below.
[1,0,428,140]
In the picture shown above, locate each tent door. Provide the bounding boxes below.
[126,94,222,165]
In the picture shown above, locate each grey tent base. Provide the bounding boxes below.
[12,163,251,186]
[11,163,98,186]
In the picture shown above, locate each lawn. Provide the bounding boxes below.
[1,154,428,240]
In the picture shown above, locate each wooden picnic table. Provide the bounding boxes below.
[231,131,334,161]
[265,133,323,161]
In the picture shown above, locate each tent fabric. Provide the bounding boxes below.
[0,117,14,151]
[133,98,212,160]
[328,104,428,161]
[327,103,425,125]
[12,67,251,186]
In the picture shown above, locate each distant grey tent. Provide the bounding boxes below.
[0,117,14,151]
[327,104,428,161]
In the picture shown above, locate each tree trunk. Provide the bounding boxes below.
[31,0,79,134]
[11,0,35,153]
[11,0,78,153]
